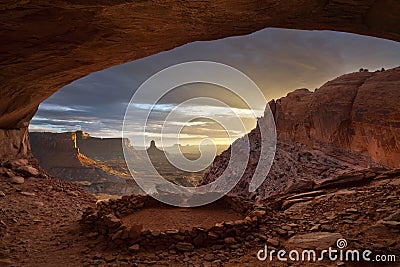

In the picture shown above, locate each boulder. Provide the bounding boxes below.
[203,253,215,261]
[266,238,280,247]
[6,159,29,169]
[287,232,342,250]
[128,244,140,253]
[176,242,194,252]
[17,166,39,177]
[314,169,375,189]
[282,197,315,210]
[193,232,207,247]
[128,224,143,242]
[9,176,24,184]
[102,214,121,229]
[224,237,236,244]
[20,192,35,197]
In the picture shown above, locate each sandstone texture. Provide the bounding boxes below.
[75,130,132,161]
[1,1,400,159]
[201,130,386,199]
[201,68,399,199]
[0,127,31,159]
[29,131,142,195]
[287,232,342,250]
[271,67,400,167]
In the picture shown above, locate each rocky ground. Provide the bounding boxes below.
[201,134,387,200]
[1,159,399,266]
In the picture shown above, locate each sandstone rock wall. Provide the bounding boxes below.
[1,1,399,159]
[201,68,399,198]
[0,128,31,160]
[30,132,81,169]
[271,67,400,167]
[75,130,133,160]
[201,126,386,199]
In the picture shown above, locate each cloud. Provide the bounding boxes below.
[30,28,400,145]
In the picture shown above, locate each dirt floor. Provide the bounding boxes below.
[0,175,97,266]
[121,204,242,231]
[1,165,399,266]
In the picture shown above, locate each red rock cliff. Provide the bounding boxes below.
[270,67,400,167]
[201,68,399,198]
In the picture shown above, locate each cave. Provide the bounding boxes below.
[2,2,400,265]
[1,0,400,160]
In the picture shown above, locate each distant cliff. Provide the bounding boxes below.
[29,132,203,193]
[144,140,202,187]
[30,132,82,170]
[74,130,134,161]
[29,131,141,195]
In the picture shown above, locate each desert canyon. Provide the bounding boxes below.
[1,67,399,266]
[1,1,400,266]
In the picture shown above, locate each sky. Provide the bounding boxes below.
[29,28,400,148]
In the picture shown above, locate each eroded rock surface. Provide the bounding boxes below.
[271,67,400,167]
[29,131,142,195]
[1,1,400,159]
[201,68,400,199]
[0,127,31,160]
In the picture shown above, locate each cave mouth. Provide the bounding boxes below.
[29,28,400,140]
[2,0,400,163]
[26,28,400,198]
[2,2,400,264]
